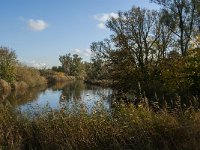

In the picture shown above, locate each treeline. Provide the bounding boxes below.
[52,0,200,103]
[52,53,86,79]
[52,53,107,81]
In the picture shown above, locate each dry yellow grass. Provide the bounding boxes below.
[0,102,200,150]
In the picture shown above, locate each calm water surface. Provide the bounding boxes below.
[2,81,112,113]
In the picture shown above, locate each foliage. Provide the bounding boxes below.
[89,4,200,100]
[39,69,75,84]
[51,66,63,72]
[184,48,200,93]
[15,65,47,87]
[0,47,17,83]
[59,53,86,78]
[151,0,200,56]
[0,79,11,94]
[0,102,200,149]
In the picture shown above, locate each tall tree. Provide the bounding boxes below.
[151,0,200,56]
[105,7,166,90]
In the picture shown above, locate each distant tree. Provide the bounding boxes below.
[71,54,85,77]
[90,40,111,80]
[59,53,85,77]
[52,66,63,72]
[59,53,72,75]
[0,47,17,83]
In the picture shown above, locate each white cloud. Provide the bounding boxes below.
[22,60,47,68]
[83,48,92,57]
[28,19,49,31]
[94,12,118,22]
[97,23,106,29]
[74,49,81,53]
[70,48,92,60]
[94,12,118,30]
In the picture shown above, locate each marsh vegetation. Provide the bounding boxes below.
[0,0,200,149]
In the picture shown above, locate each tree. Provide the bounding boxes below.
[0,47,17,83]
[52,66,63,72]
[71,54,85,77]
[151,0,200,56]
[59,53,85,77]
[105,7,169,92]
[89,40,111,80]
[59,53,72,75]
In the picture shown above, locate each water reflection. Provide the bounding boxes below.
[2,81,112,113]
[6,85,47,106]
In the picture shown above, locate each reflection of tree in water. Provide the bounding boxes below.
[50,82,69,91]
[84,84,112,99]
[59,81,112,107]
[60,81,85,102]
[5,85,47,106]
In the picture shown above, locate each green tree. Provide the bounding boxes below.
[151,0,200,56]
[59,53,85,78]
[89,40,111,80]
[0,47,17,83]
[105,7,167,91]
[71,54,85,77]
[59,53,72,75]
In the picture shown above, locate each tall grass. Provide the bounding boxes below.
[0,102,200,149]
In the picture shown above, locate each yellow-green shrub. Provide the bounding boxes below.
[16,65,47,87]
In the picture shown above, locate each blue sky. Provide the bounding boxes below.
[0,0,158,68]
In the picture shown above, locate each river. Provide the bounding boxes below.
[1,81,113,114]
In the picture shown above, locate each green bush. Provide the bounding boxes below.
[0,47,17,83]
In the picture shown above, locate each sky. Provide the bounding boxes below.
[0,0,159,68]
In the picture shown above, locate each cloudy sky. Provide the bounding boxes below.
[0,0,158,68]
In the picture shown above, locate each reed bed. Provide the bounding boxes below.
[0,102,200,150]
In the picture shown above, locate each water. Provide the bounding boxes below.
[1,81,112,113]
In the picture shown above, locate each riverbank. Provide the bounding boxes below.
[0,103,200,149]
[0,69,77,95]
[39,69,76,85]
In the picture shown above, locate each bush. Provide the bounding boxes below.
[40,69,75,84]
[0,79,11,94]
[11,81,28,90]
[16,65,47,88]
[0,47,17,83]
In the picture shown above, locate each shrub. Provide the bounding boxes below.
[16,65,47,87]
[11,81,28,90]
[0,79,11,94]
[0,47,17,83]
